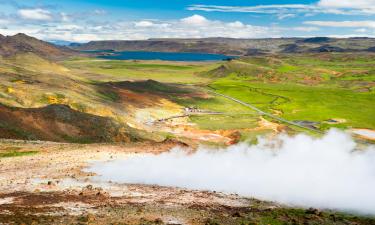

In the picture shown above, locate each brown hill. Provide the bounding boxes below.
[0,104,141,143]
[0,33,75,60]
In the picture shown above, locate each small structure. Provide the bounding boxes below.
[184,106,202,113]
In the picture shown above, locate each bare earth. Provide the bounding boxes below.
[0,140,374,225]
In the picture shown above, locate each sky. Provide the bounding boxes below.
[1,0,375,42]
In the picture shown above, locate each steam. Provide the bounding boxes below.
[88,130,375,215]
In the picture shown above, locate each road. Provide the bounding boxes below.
[206,89,323,133]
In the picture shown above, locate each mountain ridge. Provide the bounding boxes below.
[71,37,375,55]
[0,33,76,60]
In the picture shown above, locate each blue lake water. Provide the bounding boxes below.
[84,50,236,61]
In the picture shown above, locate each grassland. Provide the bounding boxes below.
[63,57,216,84]
[0,52,374,143]
[202,53,375,131]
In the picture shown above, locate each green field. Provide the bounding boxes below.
[1,53,374,142]
[189,53,374,131]
[52,54,375,132]
[63,58,216,84]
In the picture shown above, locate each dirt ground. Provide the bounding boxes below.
[0,140,374,225]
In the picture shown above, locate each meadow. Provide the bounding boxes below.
[62,54,375,134]
[204,53,375,131]
[63,57,216,84]
[1,53,374,143]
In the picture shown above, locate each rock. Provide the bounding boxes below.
[305,207,319,215]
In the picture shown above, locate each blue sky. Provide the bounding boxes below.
[0,0,375,42]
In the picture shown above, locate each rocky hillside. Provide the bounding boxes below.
[0,104,141,143]
[0,33,76,60]
[72,37,375,55]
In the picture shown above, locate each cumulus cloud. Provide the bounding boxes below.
[88,130,375,215]
[180,14,209,26]
[18,8,52,21]
[86,15,275,41]
[134,21,155,27]
[0,14,278,42]
[0,13,281,42]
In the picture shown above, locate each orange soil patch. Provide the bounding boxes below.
[301,75,323,85]
[256,117,283,132]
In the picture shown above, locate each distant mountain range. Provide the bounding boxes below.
[47,40,81,47]
[71,37,375,55]
[0,33,76,59]
[2,34,375,58]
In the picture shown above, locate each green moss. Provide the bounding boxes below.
[0,150,38,158]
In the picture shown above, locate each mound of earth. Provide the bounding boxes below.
[245,48,267,56]
[206,64,230,78]
[0,33,75,60]
[280,44,306,53]
[0,104,141,143]
[105,79,186,94]
[308,45,345,53]
[300,37,331,43]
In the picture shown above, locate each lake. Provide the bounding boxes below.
[84,50,236,61]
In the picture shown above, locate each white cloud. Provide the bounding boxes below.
[56,24,82,31]
[89,15,277,41]
[188,4,314,14]
[3,11,371,42]
[0,14,276,42]
[60,12,69,22]
[356,28,368,33]
[318,0,375,8]
[93,9,106,15]
[318,0,375,14]
[277,14,296,20]
[18,8,52,21]
[180,14,209,26]
[228,21,245,28]
[188,2,375,15]
[0,19,9,25]
[292,26,320,32]
[305,20,375,28]
[134,21,154,27]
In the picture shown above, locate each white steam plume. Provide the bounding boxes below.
[88,130,375,215]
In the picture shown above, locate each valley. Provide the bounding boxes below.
[0,33,374,224]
